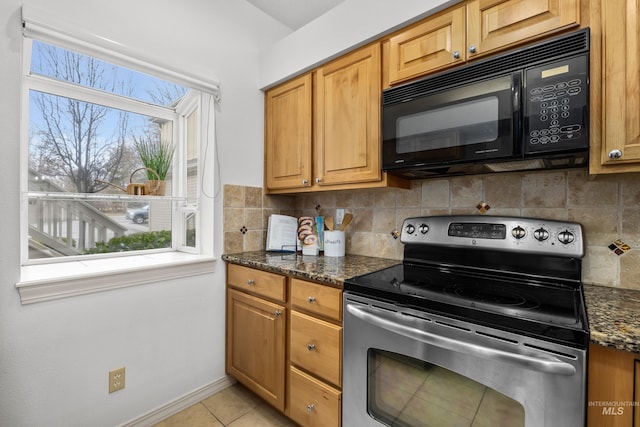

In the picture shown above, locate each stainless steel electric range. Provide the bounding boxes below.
[343,215,589,427]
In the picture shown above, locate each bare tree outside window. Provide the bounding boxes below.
[28,42,187,194]
[29,43,132,193]
[25,40,191,259]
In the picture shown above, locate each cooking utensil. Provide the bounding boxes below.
[325,217,334,231]
[339,213,353,231]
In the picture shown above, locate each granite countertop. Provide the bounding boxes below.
[222,251,401,287]
[223,251,640,354]
[584,284,640,353]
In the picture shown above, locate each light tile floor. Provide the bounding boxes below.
[153,383,298,427]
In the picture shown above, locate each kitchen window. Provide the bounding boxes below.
[17,7,219,303]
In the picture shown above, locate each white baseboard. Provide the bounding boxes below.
[120,376,236,427]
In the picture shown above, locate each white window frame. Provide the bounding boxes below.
[16,7,218,304]
[175,91,202,255]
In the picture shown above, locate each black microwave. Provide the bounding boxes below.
[382,29,590,179]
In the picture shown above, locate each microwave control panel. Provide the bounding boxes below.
[524,54,589,154]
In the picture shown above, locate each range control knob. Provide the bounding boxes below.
[558,230,575,244]
[511,226,526,239]
[419,224,429,234]
[533,228,550,242]
[405,224,416,235]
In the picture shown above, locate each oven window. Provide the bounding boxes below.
[396,96,499,153]
[367,349,524,427]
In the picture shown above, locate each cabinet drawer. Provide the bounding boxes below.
[227,264,286,302]
[291,310,342,387]
[291,279,342,321]
[289,366,341,427]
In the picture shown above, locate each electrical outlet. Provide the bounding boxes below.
[109,367,125,393]
[336,209,345,226]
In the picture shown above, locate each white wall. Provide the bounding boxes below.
[258,0,461,88]
[0,0,288,425]
[0,0,472,423]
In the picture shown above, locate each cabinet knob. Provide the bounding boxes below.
[302,179,309,185]
[307,404,315,413]
[315,177,322,184]
[469,45,477,54]
[452,50,460,60]
[307,296,316,303]
[608,149,623,160]
[274,310,282,317]
[307,343,316,351]
[247,279,255,285]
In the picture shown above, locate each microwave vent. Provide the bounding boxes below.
[383,29,589,106]
[484,159,546,173]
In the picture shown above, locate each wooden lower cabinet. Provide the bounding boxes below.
[588,343,640,426]
[226,264,342,426]
[288,280,343,427]
[226,288,286,411]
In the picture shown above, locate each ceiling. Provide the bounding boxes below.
[245,0,346,30]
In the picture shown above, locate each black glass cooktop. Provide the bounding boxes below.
[344,263,589,348]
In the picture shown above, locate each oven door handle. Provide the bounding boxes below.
[346,304,577,376]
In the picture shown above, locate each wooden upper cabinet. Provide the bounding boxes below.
[264,73,312,190]
[387,6,466,85]
[466,0,580,58]
[315,44,382,186]
[386,0,581,86]
[589,0,640,173]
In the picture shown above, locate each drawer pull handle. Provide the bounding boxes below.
[307,404,315,413]
[274,310,282,317]
[307,343,316,351]
[307,296,316,303]
[247,279,255,285]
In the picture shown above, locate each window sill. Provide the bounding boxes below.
[16,252,217,304]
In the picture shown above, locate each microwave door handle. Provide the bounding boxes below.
[346,303,576,376]
[513,72,522,117]
[512,72,523,146]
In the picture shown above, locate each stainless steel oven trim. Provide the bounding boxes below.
[343,294,587,427]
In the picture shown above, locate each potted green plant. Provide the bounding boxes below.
[134,137,174,196]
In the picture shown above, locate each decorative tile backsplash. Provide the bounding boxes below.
[224,169,640,290]
[223,185,295,254]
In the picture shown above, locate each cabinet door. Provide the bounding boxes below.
[466,0,580,58]
[599,0,640,167]
[587,344,638,426]
[315,44,382,186]
[226,289,286,411]
[388,6,465,85]
[265,73,313,190]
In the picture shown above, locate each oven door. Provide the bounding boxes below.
[382,72,521,171]
[343,294,586,427]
